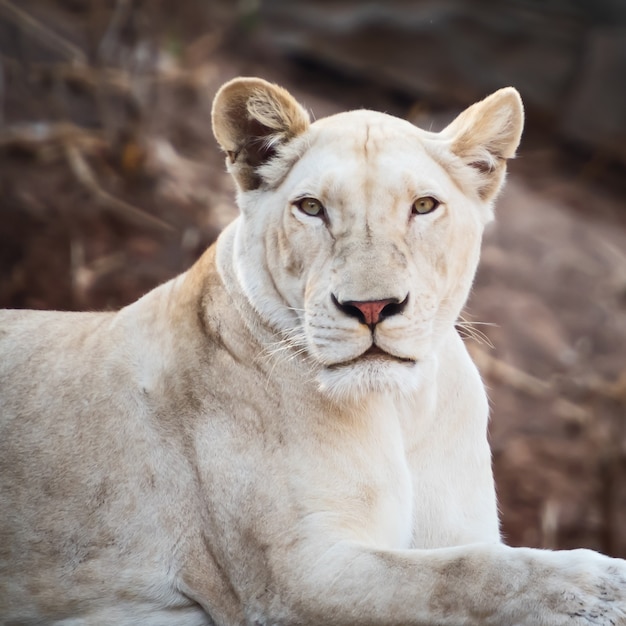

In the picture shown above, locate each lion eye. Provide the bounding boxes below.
[295,197,325,219]
[412,196,439,215]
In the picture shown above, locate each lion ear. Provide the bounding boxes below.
[441,87,524,202]
[211,77,310,191]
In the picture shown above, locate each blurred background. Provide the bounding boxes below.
[1,0,625,557]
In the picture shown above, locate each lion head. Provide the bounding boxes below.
[212,78,523,400]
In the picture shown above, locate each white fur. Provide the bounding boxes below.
[1,79,625,625]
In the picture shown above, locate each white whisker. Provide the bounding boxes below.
[456,315,496,349]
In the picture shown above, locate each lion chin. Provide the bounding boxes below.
[316,346,423,401]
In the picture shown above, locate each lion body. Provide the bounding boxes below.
[0,241,495,624]
[1,78,625,625]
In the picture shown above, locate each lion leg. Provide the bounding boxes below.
[261,541,626,626]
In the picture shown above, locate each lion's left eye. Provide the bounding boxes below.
[412,196,440,215]
[295,197,326,219]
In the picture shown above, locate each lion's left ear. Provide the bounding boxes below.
[212,77,310,191]
[441,87,524,202]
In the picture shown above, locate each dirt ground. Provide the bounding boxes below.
[1,2,625,558]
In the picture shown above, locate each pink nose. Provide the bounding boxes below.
[332,294,409,327]
[344,299,397,326]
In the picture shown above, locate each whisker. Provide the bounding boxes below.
[456,315,495,349]
[255,326,311,375]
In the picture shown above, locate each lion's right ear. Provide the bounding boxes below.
[211,77,310,191]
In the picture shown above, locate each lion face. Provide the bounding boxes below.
[212,79,523,399]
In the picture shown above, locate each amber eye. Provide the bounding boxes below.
[295,197,325,219]
[412,196,439,215]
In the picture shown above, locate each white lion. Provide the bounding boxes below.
[1,77,625,625]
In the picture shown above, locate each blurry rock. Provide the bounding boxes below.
[260,1,581,108]
[561,28,626,162]
[254,0,626,162]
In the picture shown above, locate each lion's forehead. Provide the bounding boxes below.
[310,112,423,160]
[290,115,450,208]
[311,109,418,137]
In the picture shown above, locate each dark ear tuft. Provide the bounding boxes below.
[212,77,310,191]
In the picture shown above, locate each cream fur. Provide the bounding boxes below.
[1,78,625,626]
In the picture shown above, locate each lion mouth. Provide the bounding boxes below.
[361,345,393,360]
[330,344,416,368]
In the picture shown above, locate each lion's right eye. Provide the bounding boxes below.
[412,196,440,216]
[295,197,325,219]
